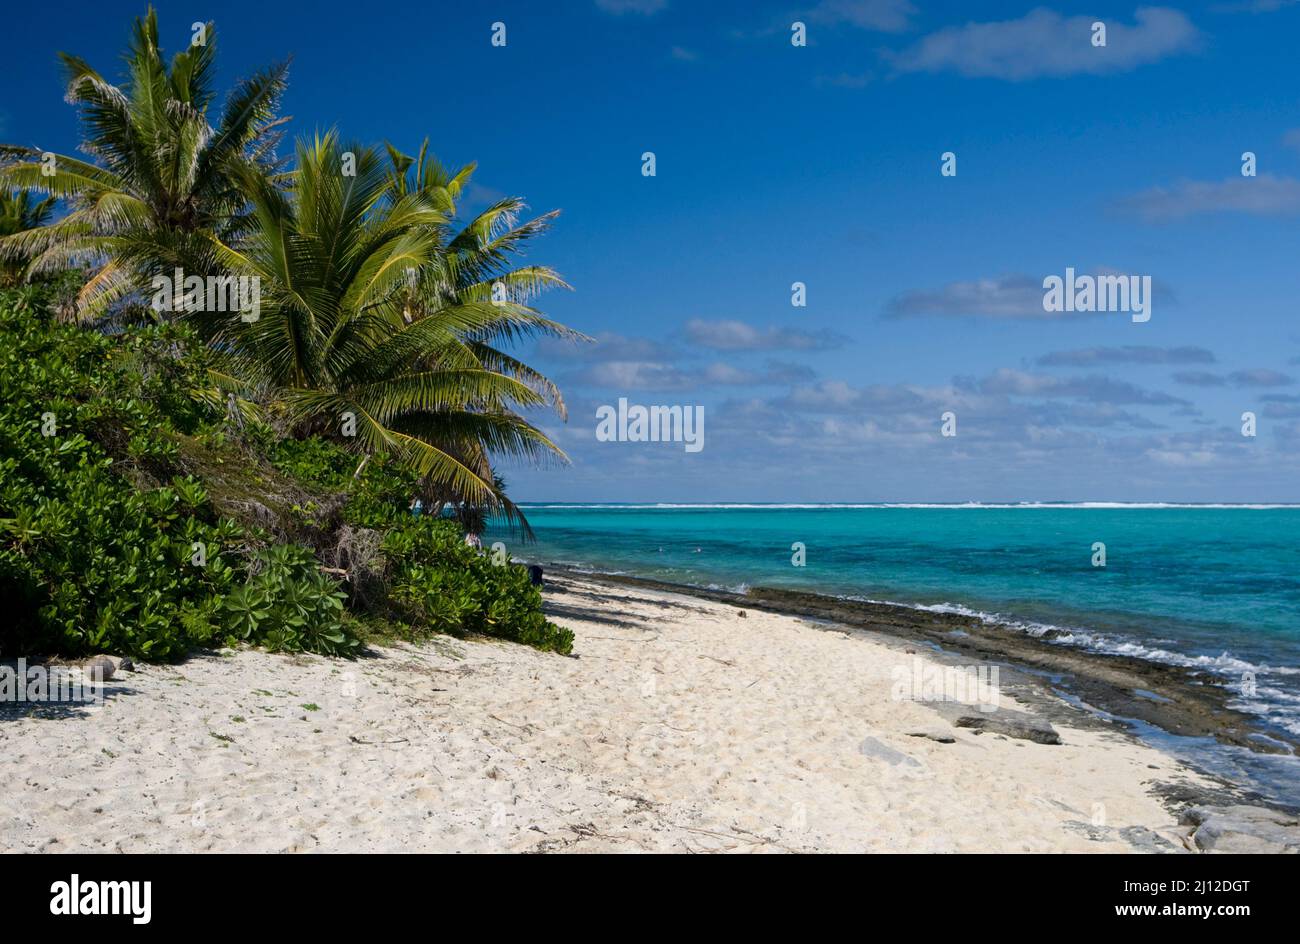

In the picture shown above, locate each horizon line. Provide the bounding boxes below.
[514,501,1300,509]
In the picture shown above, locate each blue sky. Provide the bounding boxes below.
[5,0,1300,501]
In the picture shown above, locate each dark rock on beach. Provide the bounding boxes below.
[83,655,116,681]
[1118,825,1183,854]
[906,728,957,744]
[930,702,1062,745]
[1183,806,1300,854]
[1062,821,1184,853]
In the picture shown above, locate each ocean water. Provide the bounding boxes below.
[505,504,1300,749]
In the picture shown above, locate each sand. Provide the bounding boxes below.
[0,575,1213,853]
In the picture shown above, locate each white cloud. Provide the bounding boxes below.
[1120,174,1300,220]
[886,274,1077,320]
[566,359,813,390]
[975,368,1187,405]
[683,318,849,351]
[1145,448,1219,467]
[1172,371,1227,387]
[887,7,1200,80]
[1037,345,1215,367]
[888,270,1172,319]
[535,332,677,362]
[1229,368,1295,387]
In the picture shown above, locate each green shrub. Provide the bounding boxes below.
[220,545,357,656]
[385,518,573,655]
[0,299,236,658]
[269,435,423,528]
[272,436,573,653]
[0,288,570,661]
[0,291,363,659]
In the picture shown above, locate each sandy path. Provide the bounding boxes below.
[0,576,1209,852]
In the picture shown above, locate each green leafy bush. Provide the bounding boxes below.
[271,435,572,653]
[0,289,573,660]
[0,292,363,659]
[0,300,236,658]
[385,518,573,655]
[220,545,357,656]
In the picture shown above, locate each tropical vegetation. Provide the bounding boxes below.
[0,9,577,660]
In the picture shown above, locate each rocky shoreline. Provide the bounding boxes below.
[552,568,1294,754]
[547,568,1300,852]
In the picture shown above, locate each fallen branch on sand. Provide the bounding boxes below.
[348,735,409,745]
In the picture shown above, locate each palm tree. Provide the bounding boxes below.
[0,189,56,285]
[382,141,575,419]
[199,132,578,529]
[0,10,575,527]
[0,8,288,320]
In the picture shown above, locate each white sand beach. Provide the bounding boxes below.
[1,575,1217,853]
